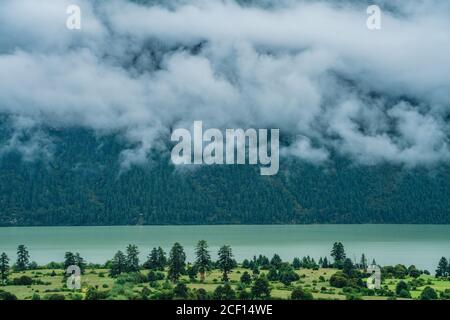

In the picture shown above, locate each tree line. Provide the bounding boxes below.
[1,242,448,300]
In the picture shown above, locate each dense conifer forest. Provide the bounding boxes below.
[0,124,449,226]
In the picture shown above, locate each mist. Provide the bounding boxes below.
[0,0,449,168]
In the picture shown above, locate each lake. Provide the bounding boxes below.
[0,225,448,272]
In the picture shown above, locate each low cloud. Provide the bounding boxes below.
[0,0,449,167]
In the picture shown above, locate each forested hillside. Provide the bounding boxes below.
[0,125,449,226]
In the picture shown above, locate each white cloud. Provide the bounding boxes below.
[0,0,449,167]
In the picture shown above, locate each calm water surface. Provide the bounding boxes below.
[0,225,448,271]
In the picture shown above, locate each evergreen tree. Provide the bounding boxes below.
[16,245,30,271]
[64,252,76,271]
[270,254,282,269]
[251,275,271,299]
[240,271,252,285]
[292,257,301,269]
[213,283,236,300]
[126,244,140,273]
[110,250,127,277]
[187,264,198,281]
[0,253,10,284]
[168,242,186,282]
[360,254,368,271]
[436,257,448,277]
[330,242,346,268]
[144,248,159,270]
[64,252,86,274]
[217,245,234,282]
[74,253,86,275]
[157,247,167,270]
[343,258,354,277]
[194,240,212,282]
[322,257,329,268]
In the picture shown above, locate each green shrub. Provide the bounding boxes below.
[291,286,313,300]
[420,287,438,300]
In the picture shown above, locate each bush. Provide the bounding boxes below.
[420,287,438,300]
[195,288,211,300]
[12,275,33,286]
[279,269,300,286]
[116,272,146,285]
[240,271,252,285]
[31,293,41,300]
[398,289,411,298]
[214,284,236,300]
[238,289,252,300]
[45,294,66,300]
[85,287,108,300]
[267,267,278,281]
[147,271,165,282]
[395,281,409,295]
[251,276,271,299]
[0,290,17,300]
[329,272,349,288]
[291,286,313,300]
[173,283,189,299]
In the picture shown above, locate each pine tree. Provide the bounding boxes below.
[168,243,186,282]
[110,251,126,277]
[194,240,212,282]
[64,252,76,270]
[292,257,301,269]
[322,257,329,268]
[145,247,159,270]
[16,245,30,271]
[74,253,86,275]
[156,247,167,270]
[217,245,234,282]
[330,242,346,268]
[360,254,368,271]
[64,252,86,275]
[436,257,448,277]
[0,252,10,284]
[126,244,140,273]
[343,258,354,277]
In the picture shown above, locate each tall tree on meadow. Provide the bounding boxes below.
[74,253,86,275]
[330,242,346,268]
[436,257,448,277]
[64,252,76,270]
[217,245,234,282]
[360,254,368,271]
[64,252,86,274]
[110,250,127,277]
[168,242,186,282]
[0,252,10,284]
[195,240,212,282]
[156,247,167,270]
[145,247,159,270]
[126,244,140,272]
[343,258,354,277]
[16,245,30,271]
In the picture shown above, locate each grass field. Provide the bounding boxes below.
[2,267,449,300]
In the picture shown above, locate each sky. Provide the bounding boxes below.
[0,0,449,168]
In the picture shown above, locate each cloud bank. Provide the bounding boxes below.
[0,0,449,167]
